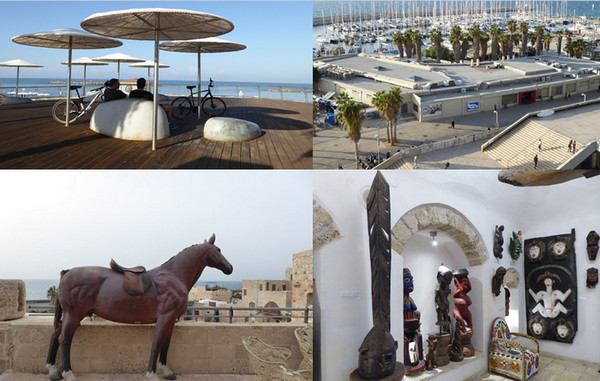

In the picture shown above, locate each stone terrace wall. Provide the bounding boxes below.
[0,316,304,375]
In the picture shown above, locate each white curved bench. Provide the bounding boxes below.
[90,98,169,141]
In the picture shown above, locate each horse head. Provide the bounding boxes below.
[204,233,233,275]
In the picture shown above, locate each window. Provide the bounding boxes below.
[249,302,255,308]
[259,284,263,291]
[551,85,563,96]
[565,83,576,93]
[243,289,247,296]
[501,94,517,105]
[282,285,286,291]
[272,284,276,291]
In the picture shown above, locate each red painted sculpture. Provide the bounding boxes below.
[452,268,472,331]
[45,234,233,381]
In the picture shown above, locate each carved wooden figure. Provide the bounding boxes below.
[587,231,599,261]
[492,267,507,296]
[435,265,452,334]
[449,321,464,362]
[587,268,598,288]
[403,268,426,374]
[509,231,523,260]
[452,269,472,331]
[494,225,505,259]
[46,234,233,381]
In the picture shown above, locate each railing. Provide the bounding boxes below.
[185,306,313,324]
[0,83,312,103]
[26,304,313,324]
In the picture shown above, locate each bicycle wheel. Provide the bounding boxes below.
[202,97,226,117]
[171,97,192,120]
[52,100,80,124]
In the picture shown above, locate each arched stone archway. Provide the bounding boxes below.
[391,203,489,266]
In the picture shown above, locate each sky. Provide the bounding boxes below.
[0,1,312,84]
[0,170,313,281]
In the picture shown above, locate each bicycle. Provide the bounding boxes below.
[52,85,105,124]
[171,78,226,120]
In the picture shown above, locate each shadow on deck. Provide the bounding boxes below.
[0,98,312,169]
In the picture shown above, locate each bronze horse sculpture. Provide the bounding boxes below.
[46,234,233,381]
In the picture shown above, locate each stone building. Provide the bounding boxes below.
[188,286,232,303]
[290,250,313,312]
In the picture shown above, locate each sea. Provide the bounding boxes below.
[23,279,243,301]
[314,1,600,22]
[314,1,600,54]
[0,77,312,103]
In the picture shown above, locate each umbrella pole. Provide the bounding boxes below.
[66,37,72,127]
[152,26,159,151]
[197,49,201,119]
[15,67,20,97]
[83,65,87,95]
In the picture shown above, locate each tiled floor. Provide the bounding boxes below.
[482,355,600,381]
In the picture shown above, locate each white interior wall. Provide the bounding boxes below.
[314,170,600,381]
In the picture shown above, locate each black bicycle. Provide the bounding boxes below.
[171,78,226,119]
[52,85,105,124]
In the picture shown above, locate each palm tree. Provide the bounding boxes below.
[372,91,393,144]
[47,285,58,306]
[388,87,404,145]
[460,33,471,61]
[450,25,462,63]
[534,26,545,56]
[489,24,500,60]
[469,24,481,61]
[555,29,563,56]
[511,33,521,57]
[392,32,406,59]
[411,30,423,62]
[519,21,529,57]
[573,39,588,58]
[543,33,552,55]
[498,33,510,59]
[336,96,363,169]
[565,30,574,56]
[480,31,490,61]
[430,28,443,63]
[507,20,517,57]
[404,29,414,59]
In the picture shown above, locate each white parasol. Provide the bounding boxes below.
[92,52,144,80]
[0,59,43,98]
[160,37,246,118]
[128,60,170,93]
[61,57,108,95]
[12,28,121,127]
[81,8,234,151]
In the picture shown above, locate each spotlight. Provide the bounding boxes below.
[430,231,438,247]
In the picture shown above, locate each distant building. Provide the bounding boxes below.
[185,249,313,323]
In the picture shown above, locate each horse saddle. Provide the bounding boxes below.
[109,259,151,296]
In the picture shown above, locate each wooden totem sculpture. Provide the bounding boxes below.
[354,172,404,380]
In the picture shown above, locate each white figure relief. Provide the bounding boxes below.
[528,272,571,318]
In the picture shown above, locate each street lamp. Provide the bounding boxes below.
[493,110,499,129]
[582,93,587,102]
[375,134,380,163]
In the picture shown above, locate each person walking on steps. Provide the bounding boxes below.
[534,154,539,169]
[450,119,455,129]
[538,138,542,151]
[568,140,572,153]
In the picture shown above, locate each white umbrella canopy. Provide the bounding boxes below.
[92,52,144,80]
[11,28,122,127]
[61,57,108,94]
[0,59,43,98]
[81,8,234,151]
[160,38,246,118]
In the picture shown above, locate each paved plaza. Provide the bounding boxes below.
[314,90,600,170]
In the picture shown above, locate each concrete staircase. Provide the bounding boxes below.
[484,120,575,170]
[382,157,413,169]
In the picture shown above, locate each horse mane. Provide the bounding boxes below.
[160,243,204,267]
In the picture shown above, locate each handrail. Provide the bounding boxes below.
[184,306,313,324]
[0,83,312,103]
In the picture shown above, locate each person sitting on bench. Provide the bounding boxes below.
[129,77,176,129]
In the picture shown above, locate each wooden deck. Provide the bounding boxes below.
[0,98,312,169]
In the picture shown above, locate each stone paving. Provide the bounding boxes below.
[0,372,253,381]
[314,90,600,170]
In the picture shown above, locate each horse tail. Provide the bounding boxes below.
[53,269,69,329]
